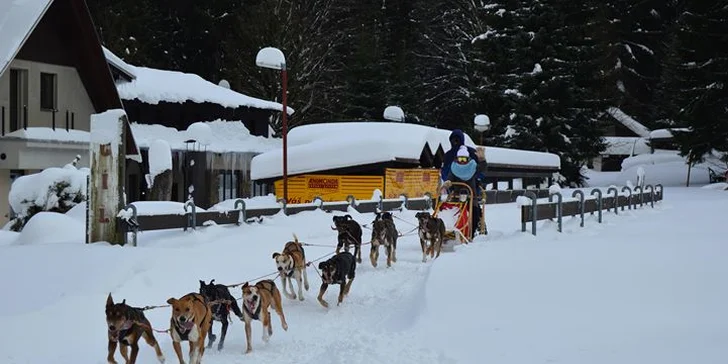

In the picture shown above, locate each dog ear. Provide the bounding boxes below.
[242,282,249,288]
[210,279,215,285]
[318,262,325,270]
[199,280,205,287]
[345,214,352,220]
[121,299,126,305]
[272,252,280,259]
[166,298,177,305]
[106,293,114,307]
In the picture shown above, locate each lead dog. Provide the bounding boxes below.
[199,279,244,351]
[370,211,398,267]
[166,293,212,364]
[105,294,165,364]
[332,214,363,263]
[272,234,310,301]
[415,211,446,262]
[317,251,356,308]
[241,279,289,354]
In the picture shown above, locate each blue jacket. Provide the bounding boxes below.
[441,129,487,195]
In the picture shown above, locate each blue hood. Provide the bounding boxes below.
[449,129,465,146]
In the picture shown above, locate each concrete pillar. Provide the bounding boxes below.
[0,169,9,225]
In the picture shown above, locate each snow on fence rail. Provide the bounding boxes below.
[519,184,664,235]
[116,188,554,246]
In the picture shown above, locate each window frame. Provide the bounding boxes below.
[39,72,57,112]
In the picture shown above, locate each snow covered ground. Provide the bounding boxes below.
[0,187,726,363]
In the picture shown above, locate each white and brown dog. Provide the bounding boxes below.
[272,234,310,301]
[240,279,289,354]
[166,293,212,364]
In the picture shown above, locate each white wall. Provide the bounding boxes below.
[0,59,95,132]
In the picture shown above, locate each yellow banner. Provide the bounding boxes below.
[384,168,440,199]
[274,174,384,204]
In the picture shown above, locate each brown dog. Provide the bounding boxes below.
[272,234,310,301]
[241,279,289,354]
[105,294,165,364]
[166,293,212,364]
[415,211,446,262]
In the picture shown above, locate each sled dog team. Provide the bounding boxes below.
[105,211,447,364]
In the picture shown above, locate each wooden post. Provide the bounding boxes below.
[88,109,127,245]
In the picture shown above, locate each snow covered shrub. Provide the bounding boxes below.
[7,157,89,232]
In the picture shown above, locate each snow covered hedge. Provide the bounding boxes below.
[7,157,88,232]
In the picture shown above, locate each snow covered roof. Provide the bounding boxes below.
[649,128,690,139]
[606,107,651,138]
[102,48,293,115]
[1,127,90,143]
[102,46,136,80]
[250,121,560,180]
[130,120,281,154]
[477,146,561,169]
[0,0,53,77]
[602,136,651,156]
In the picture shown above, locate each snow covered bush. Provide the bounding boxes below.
[7,158,89,232]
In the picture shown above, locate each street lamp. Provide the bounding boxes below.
[256,47,289,203]
[474,114,490,144]
[383,105,405,122]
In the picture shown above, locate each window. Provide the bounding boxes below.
[217,171,238,202]
[40,72,56,111]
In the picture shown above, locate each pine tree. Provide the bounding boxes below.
[657,1,728,164]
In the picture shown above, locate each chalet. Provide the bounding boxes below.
[250,121,561,202]
[594,107,652,171]
[0,0,140,224]
[103,48,293,208]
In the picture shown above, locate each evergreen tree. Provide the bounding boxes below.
[657,1,728,164]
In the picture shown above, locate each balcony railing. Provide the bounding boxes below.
[0,105,75,136]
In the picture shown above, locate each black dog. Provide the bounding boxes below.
[317,252,356,308]
[332,214,363,263]
[415,211,446,263]
[370,211,398,268]
[199,279,244,350]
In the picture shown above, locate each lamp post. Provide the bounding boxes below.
[256,47,289,203]
[474,114,490,144]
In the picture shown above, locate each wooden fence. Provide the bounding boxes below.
[520,184,664,235]
[116,188,554,246]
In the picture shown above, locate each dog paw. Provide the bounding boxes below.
[304,284,310,290]
[282,322,289,331]
[245,348,252,354]
[262,335,270,343]
[298,295,305,301]
[217,343,224,351]
[157,354,166,363]
[318,299,329,308]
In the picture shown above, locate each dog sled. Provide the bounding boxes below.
[433,181,483,252]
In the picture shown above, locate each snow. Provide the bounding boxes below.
[0,185,726,363]
[549,184,562,195]
[14,211,85,245]
[8,166,89,223]
[112,61,293,114]
[383,105,405,121]
[117,201,208,219]
[474,114,490,127]
[147,139,172,185]
[101,46,136,80]
[1,127,90,143]
[131,120,280,154]
[255,47,286,70]
[90,109,125,146]
[251,122,559,180]
[605,107,651,138]
[531,63,543,74]
[602,136,650,156]
[0,0,52,77]
[186,122,213,146]
[702,182,728,190]
[584,150,724,187]
[649,128,690,139]
[208,194,279,211]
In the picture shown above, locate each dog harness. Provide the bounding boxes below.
[110,320,134,344]
[172,296,209,341]
[243,299,262,320]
